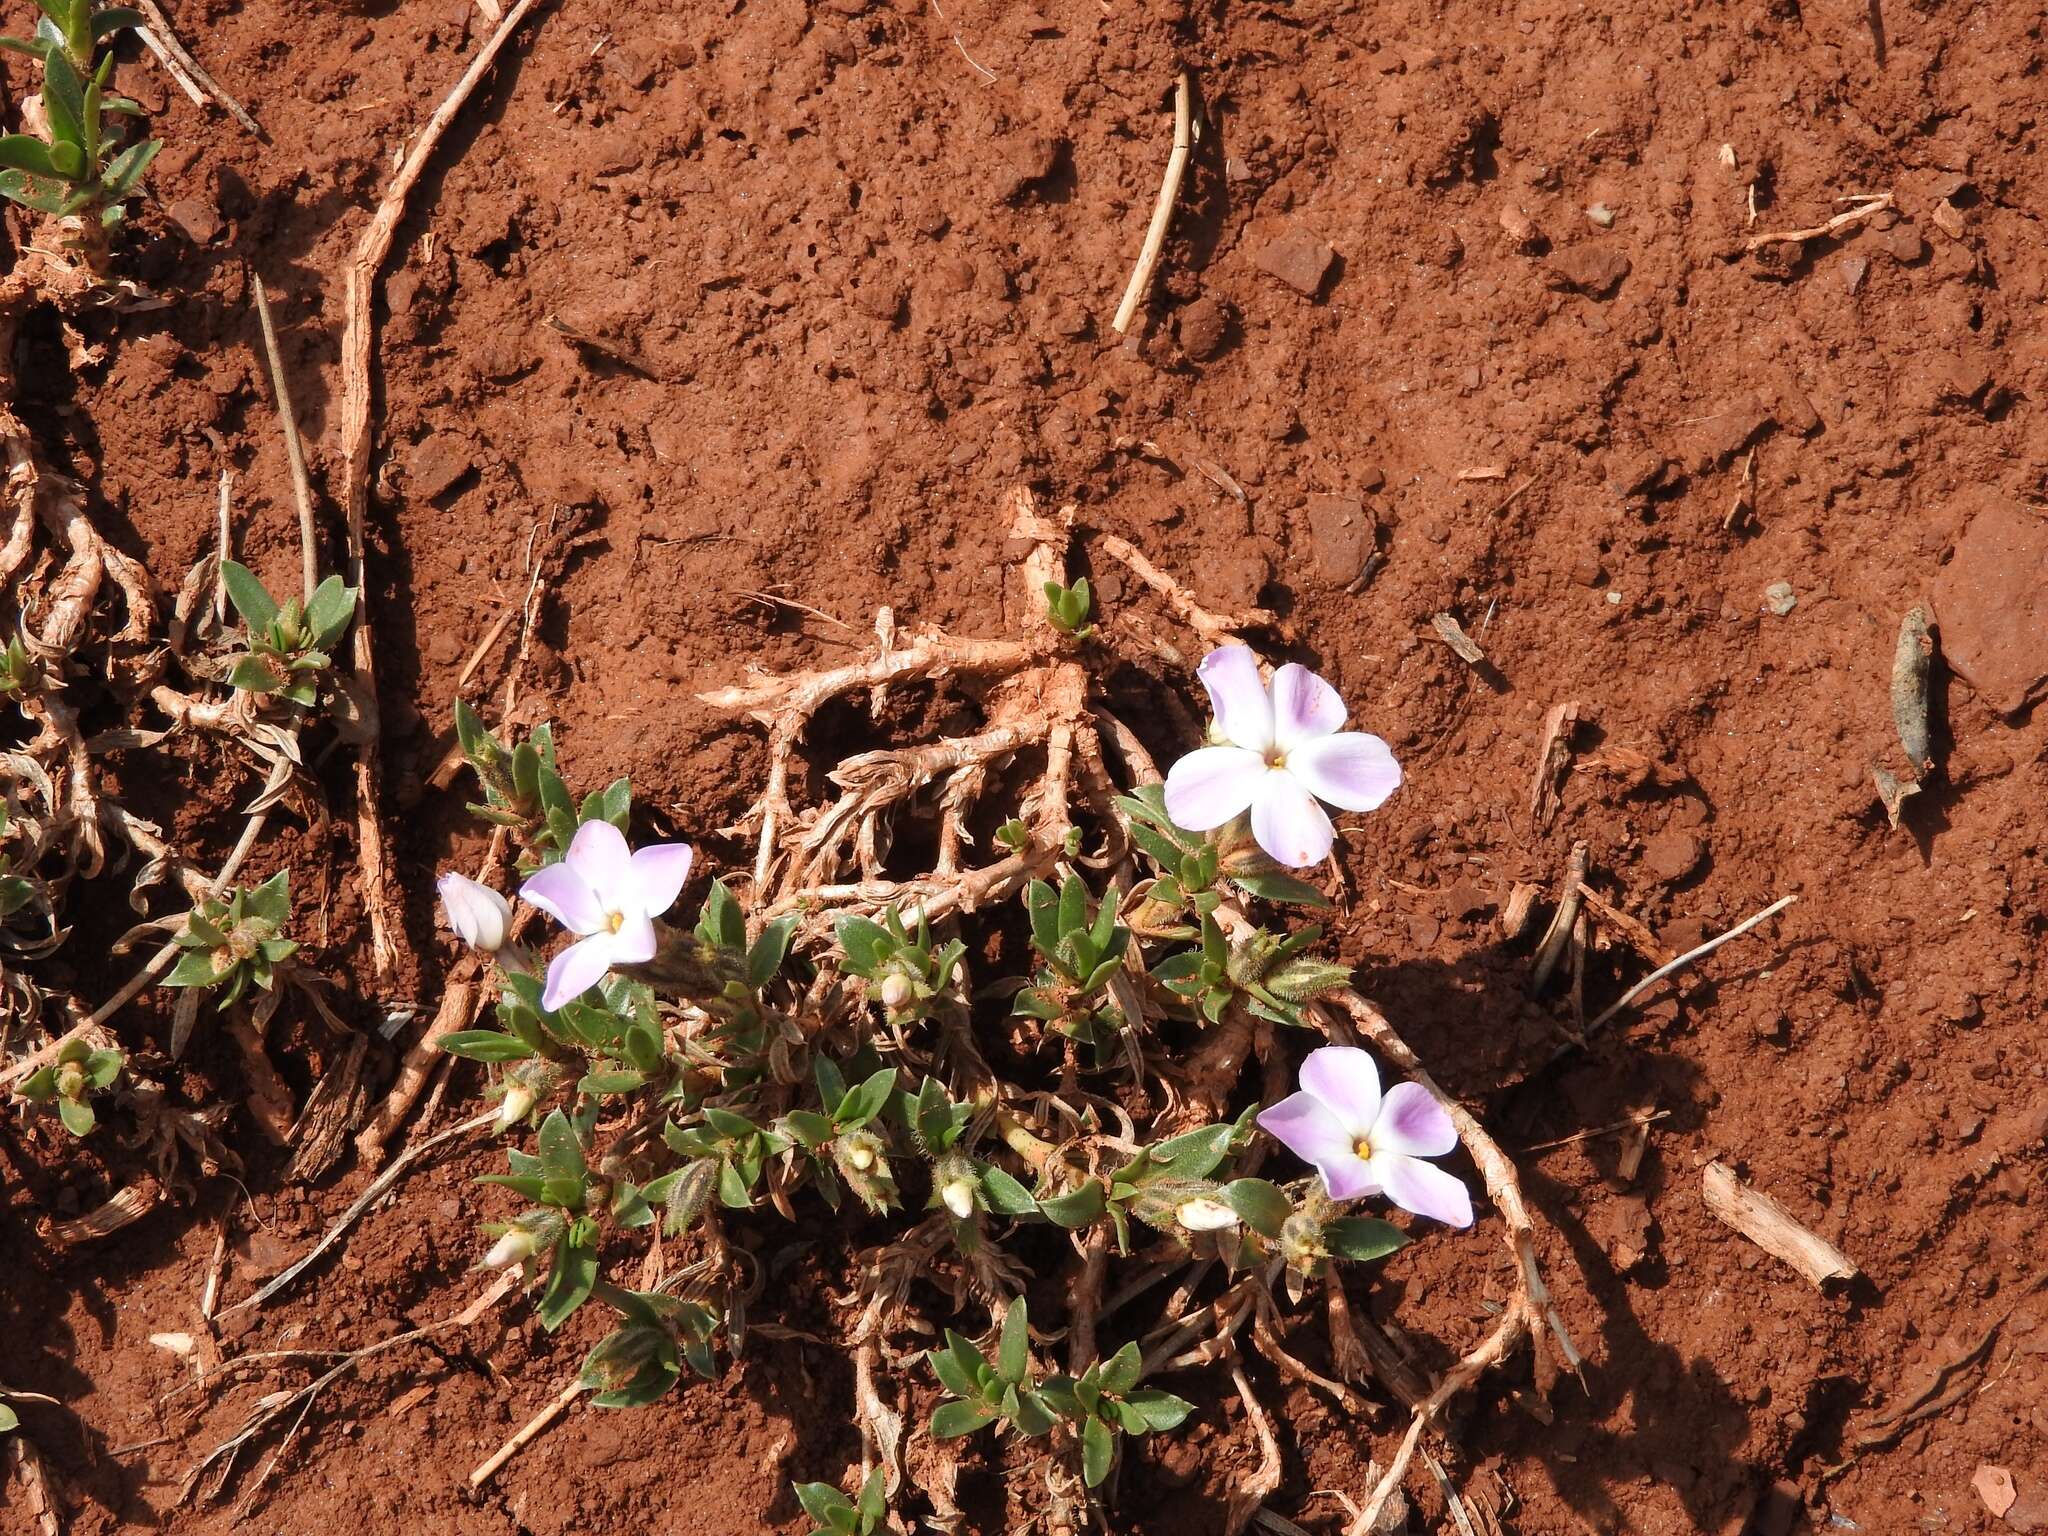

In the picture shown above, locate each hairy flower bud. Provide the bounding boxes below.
[438,871,513,954]
[482,1209,564,1269]
[495,1079,538,1132]
[1176,1197,1240,1232]
[832,1129,900,1214]
[879,971,915,1012]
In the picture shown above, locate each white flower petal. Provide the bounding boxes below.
[1164,745,1265,831]
[1298,1046,1382,1138]
[1270,663,1347,750]
[1250,769,1335,868]
[610,912,657,966]
[1373,1082,1457,1158]
[563,819,634,902]
[1198,646,1273,753]
[1288,731,1402,813]
[626,842,694,919]
[541,932,618,1011]
[1373,1152,1474,1228]
[520,860,607,936]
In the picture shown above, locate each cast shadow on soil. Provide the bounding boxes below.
[1351,948,1769,1531]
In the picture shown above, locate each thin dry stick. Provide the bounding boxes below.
[134,0,262,136]
[1701,1160,1858,1289]
[250,276,319,604]
[1112,72,1192,335]
[1576,894,1797,1042]
[338,0,548,985]
[469,1377,588,1486]
[218,1109,495,1315]
[1744,192,1892,252]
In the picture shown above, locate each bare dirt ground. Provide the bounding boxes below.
[4,0,2046,1532]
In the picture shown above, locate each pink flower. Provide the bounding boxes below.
[1257,1046,1472,1227]
[1163,648,1401,868]
[519,821,693,1011]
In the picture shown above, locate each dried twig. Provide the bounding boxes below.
[249,276,319,604]
[1572,894,1797,1045]
[134,0,262,136]
[1528,842,1587,993]
[1744,192,1893,252]
[1701,1161,1858,1289]
[1527,701,1579,831]
[339,0,549,986]
[1111,72,1192,336]
[1891,604,1935,777]
[468,1377,588,1486]
[1097,532,1282,648]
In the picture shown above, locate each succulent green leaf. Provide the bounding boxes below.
[996,1295,1029,1385]
[1323,1216,1409,1264]
[438,1029,535,1062]
[1124,1387,1196,1431]
[929,1400,997,1439]
[0,134,59,176]
[1081,1413,1115,1487]
[1222,1177,1292,1239]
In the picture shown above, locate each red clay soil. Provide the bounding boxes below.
[5,0,2047,1532]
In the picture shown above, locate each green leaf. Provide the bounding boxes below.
[220,559,279,633]
[84,1049,122,1089]
[1057,874,1087,938]
[438,1029,535,1063]
[1142,1121,1239,1183]
[1124,1388,1195,1432]
[855,1465,885,1529]
[536,1109,585,1184]
[792,1483,855,1532]
[0,1403,16,1433]
[578,1069,644,1097]
[58,1097,95,1136]
[1008,1388,1056,1437]
[1324,1216,1409,1264]
[812,1055,846,1110]
[1038,1182,1105,1230]
[702,1105,761,1141]
[927,1341,980,1400]
[747,915,798,989]
[1097,1342,1142,1398]
[1229,867,1333,907]
[0,134,58,176]
[245,869,291,925]
[979,1165,1038,1217]
[1024,879,1059,956]
[699,878,745,952]
[91,7,144,36]
[304,575,356,648]
[716,1158,752,1209]
[996,1296,1029,1385]
[41,46,84,152]
[163,948,224,987]
[536,1235,599,1331]
[834,1067,897,1129]
[929,1400,997,1439]
[0,167,67,213]
[834,914,888,976]
[1081,1414,1115,1487]
[1222,1177,1292,1239]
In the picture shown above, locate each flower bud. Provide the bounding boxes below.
[1176,1197,1241,1232]
[55,1062,86,1100]
[495,1080,538,1132]
[438,871,512,954]
[481,1209,562,1269]
[879,971,915,1012]
[941,1176,979,1221]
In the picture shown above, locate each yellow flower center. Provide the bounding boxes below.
[1263,746,1289,770]
[1353,1135,1374,1162]
[607,911,626,934]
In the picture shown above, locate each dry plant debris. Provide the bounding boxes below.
[1700,1160,1858,1289]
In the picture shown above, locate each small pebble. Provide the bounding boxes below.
[1605,590,1624,605]
[1587,203,1616,228]
[1763,581,1797,616]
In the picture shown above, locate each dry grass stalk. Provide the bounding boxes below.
[1701,1160,1858,1288]
[1111,72,1193,336]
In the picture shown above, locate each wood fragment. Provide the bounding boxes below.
[355,970,480,1166]
[1616,1117,1653,1183]
[1701,1160,1858,1289]
[1522,1108,1669,1154]
[1456,465,1507,482]
[134,0,262,136]
[1871,764,1920,830]
[1529,843,1587,993]
[1573,882,1672,965]
[1432,612,1486,665]
[1500,881,1540,941]
[1723,447,1757,531]
[1111,72,1192,336]
[286,1032,369,1182]
[249,277,320,603]
[339,0,548,987]
[1528,700,1580,830]
[1744,192,1893,252]
[1890,604,1935,777]
[48,1178,160,1242]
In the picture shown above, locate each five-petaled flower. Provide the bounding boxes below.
[1163,647,1401,868]
[1257,1045,1472,1227]
[520,821,694,1011]
[438,871,513,954]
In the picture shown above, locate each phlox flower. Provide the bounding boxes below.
[520,821,693,1011]
[437,871,512,953]
[1164,647,1401,868]
[1257,1046,1472,1227]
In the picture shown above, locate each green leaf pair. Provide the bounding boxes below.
[15,1037,122,1137]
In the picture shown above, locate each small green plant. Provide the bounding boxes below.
[775,1060,900,1213]
[1043,577,1094,638]
[835,905,965,1026]
[163,869,297,1007]
[14,1035,121,1135]
[453,699,630,871]
[928,1298,1194,1488]
[1153,911,1352,1028]
[1013,873,1128,1053]
[0,636,36,696]
[792,1469,887,1536]
[0,1,157,229]
[478,1107,603,1329]
[0,805,33,924]
[219,562,357,707]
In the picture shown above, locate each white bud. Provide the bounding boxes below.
[495,1081,538,1132]
[879,972,915,1012]
[483,1226,538,1269]
[940,1177,978,1221]
[847,1141,876,1171]
[439,871,512,954]
[1176,1197,1241,1232]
